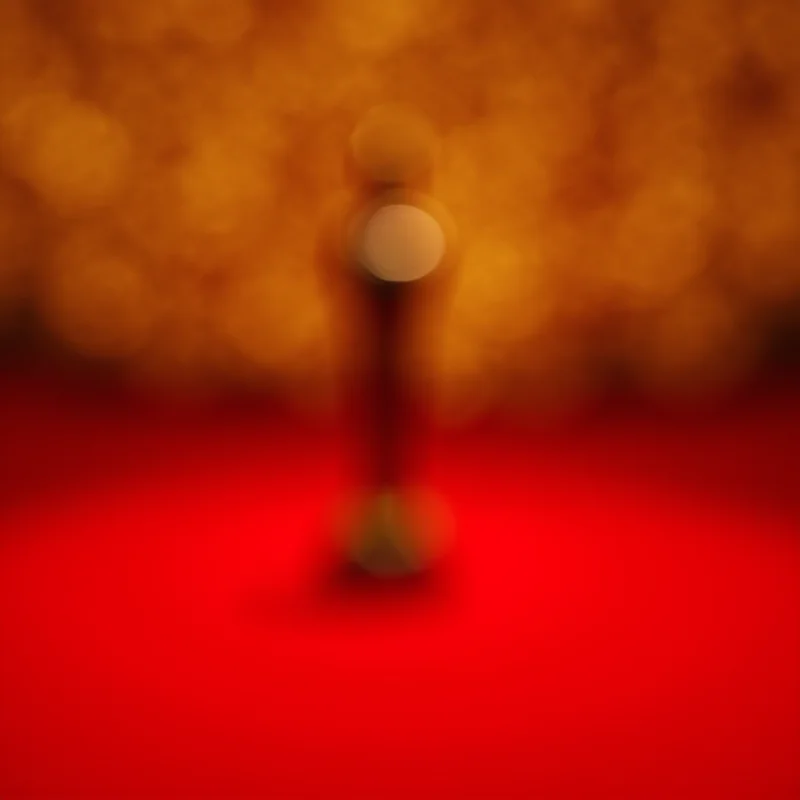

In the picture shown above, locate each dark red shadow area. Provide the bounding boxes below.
[0,369,798,799]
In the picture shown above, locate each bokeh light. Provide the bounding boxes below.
[42,228,158,359]
[0,0,798,419]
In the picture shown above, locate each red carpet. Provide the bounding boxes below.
[0,373,798,798]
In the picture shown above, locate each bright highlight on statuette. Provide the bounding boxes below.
[357,204,447,283]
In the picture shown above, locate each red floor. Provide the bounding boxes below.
[0,372,798,798]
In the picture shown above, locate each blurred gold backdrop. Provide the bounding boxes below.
[0,0,799,419]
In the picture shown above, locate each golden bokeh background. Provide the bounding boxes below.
[0,0,799,420]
